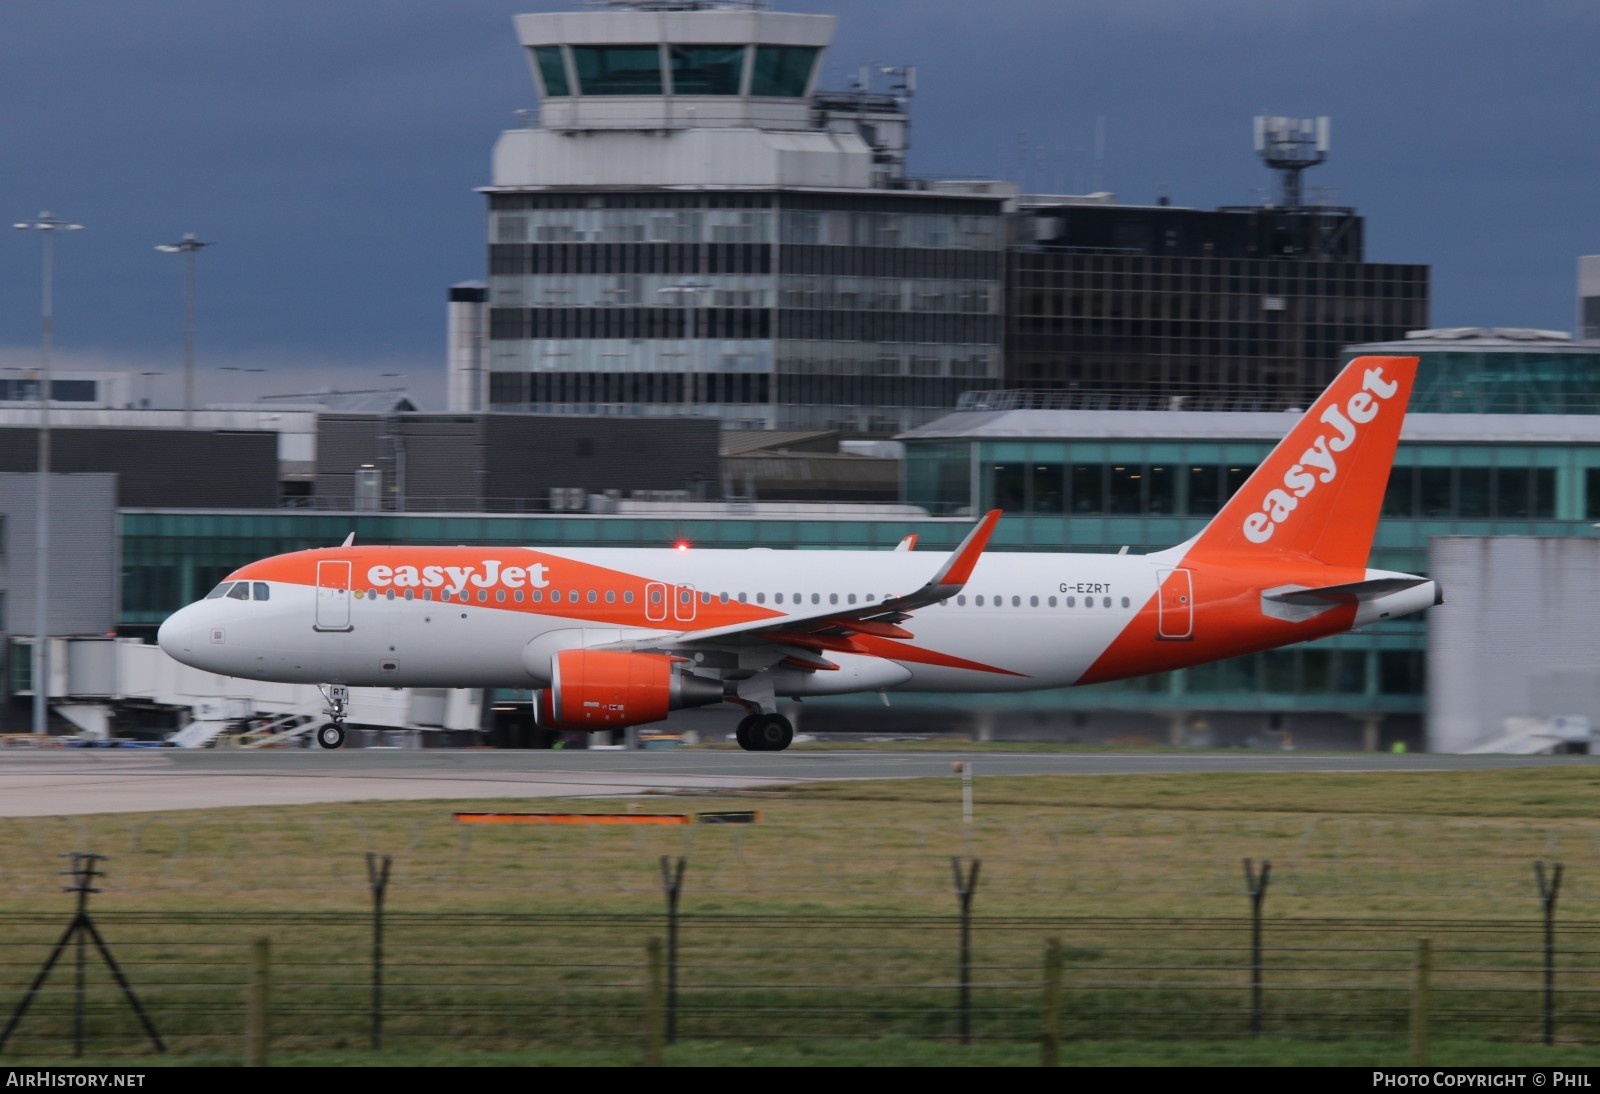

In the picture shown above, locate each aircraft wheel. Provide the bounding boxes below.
[316,723,346,750]
[734,715,758,751]
[746,714,793,753]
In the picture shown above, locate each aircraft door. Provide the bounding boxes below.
[645,582,668,623]
[315,560,354,632]
[1156,568,1193,641]
[674,584,697,623]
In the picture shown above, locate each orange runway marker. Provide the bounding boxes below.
[454,812,691,825]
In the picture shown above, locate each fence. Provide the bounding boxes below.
[1,859,1598,1061]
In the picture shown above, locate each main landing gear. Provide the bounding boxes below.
[735,712,793,752]
[317,684,349,750]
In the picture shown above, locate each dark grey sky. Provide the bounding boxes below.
[2,1,1596,408]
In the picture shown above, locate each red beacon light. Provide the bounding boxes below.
[674,541,690,552]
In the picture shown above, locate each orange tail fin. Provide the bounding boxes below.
[1185,355,1418,567]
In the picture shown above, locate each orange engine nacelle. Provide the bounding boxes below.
[548,649,722,729]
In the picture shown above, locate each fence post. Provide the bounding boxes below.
[1410,938,1431,1065]
[644,937,665,1067]
[246,937,270,1068]
[659,856,687,1045]
[366,852,392,1052]
[951,856,981,1045]
[1041,938,1063,1067]
[1243,858,1271,1035]
[1535,861,1563,1047]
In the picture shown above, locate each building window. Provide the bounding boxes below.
[750,46,816,97]
[669,45,743,95]
[534,46,570,97]
[572,46,663,96]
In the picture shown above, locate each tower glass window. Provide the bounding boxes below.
[572,46,664,96]
[750,46,817,97]
[669,45,744,95]
[534,46,570,97]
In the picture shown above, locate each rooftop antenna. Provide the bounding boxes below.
[1253,115,1329,208]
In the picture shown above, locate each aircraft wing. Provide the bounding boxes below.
[636,509,1001,654]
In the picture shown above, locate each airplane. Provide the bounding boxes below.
[158,354,1440,752]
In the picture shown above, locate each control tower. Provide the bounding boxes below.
[466,0,1007,433]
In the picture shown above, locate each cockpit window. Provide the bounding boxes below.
[205,583,233,600]
[253,582,270,601]
[226,583,250,601]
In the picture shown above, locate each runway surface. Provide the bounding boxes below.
[1,747,1596,817]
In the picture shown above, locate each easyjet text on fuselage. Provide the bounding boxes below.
[365,560,551,594]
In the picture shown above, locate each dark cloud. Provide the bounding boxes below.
[2,0,1595,405]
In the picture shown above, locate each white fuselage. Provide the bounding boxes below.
[157,546,1177,694]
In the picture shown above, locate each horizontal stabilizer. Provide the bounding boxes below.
[1263,576,1431,607]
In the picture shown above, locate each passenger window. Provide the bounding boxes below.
[476,590,486,603]
[532,590,543,603]
[976,595,985,606]
[569,590,578,603]
[253,582,270,601]
[515,590,525,602]
[649,589,661,604]
[205,583,231,600]
[386,589,396,601]
[1067,596,1076,607]
[719,592,729,604]
[957,595,967,606]
[405,590,415,601]
[829,593,838,605]
[1030,596,1039,607]
[623,591,633,604]
[587,590,597,604]
[423,590,433,602]
[1102,597,1111,608]
[1049,596,1057,607]
[811,593,820,605]
[496,590,506,603]
[550,590,561,603]
[847,594,856,605]
[1121,597,1130,608]
[606,590,616,604]
[1012,596,1021,607]
[700,591,711,605]
[738,592,748,603]
[775,593,783,604]
[227,583,250,601]
[441,589,453,602]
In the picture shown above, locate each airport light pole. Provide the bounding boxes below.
[155,233,211,428]
[12,211,83,737]
[657,282,709,414]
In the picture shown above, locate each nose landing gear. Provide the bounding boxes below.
[317,684,349,750]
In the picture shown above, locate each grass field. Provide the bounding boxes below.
[2,756,1600,1065]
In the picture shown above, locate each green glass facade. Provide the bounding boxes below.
[1344,344,1600,414]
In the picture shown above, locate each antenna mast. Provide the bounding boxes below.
[1253,115,1329,208]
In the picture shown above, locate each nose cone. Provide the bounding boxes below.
[157,607,192,661]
